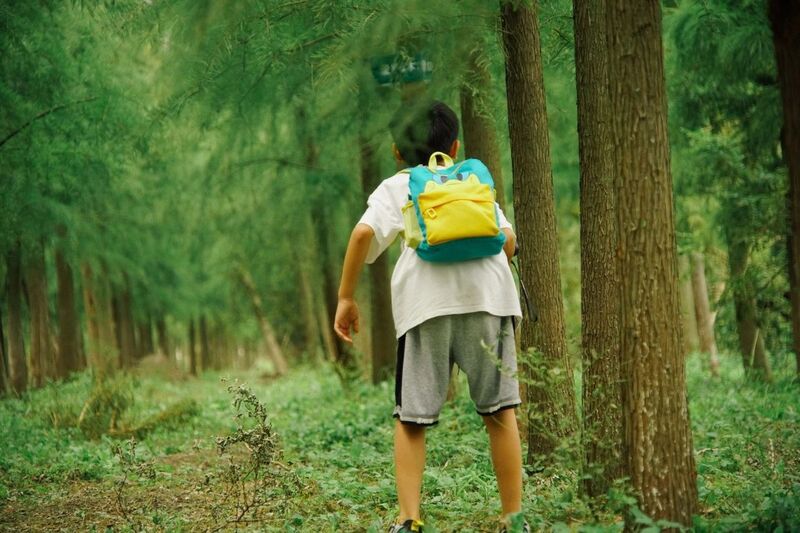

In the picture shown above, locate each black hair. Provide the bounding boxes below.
[389,100,459,167]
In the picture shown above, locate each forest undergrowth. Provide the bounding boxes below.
[0,353,798,532]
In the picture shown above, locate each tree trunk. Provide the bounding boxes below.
[6,243,27,394]
[605,0,698,525]
[81,263,116,382]
[55,245,81,376]
[26,242,53,387]
[114,277,136,369]
[188,319,197,375]
[769,0,800,376]
[360,137,396,384]
[199,315,211,372]
[1,306,9,395]
[156,316,170,360]
[678,255,700,355]
[726,232,773,381]
[501,0,577,462]
[300,116,352,370]
[318,219,352,367]
[460,48,507,210]
[237,267,288,375]
[296,249,323,361]
[137,316,154,358]
[690,252,721,377]
[573,0,623,498]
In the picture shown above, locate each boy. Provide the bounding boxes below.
[333,100,527,533]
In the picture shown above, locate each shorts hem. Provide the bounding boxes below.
[476,399,521,416]
[393,409,439,426]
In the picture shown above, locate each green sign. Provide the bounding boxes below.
[370,53,433,86]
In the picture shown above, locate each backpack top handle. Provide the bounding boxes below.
[427,151,454,171]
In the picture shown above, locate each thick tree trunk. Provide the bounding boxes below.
[769,0,800,376]
[460,49,507,210]
[81,264,116,382]
[55,246,81,376]
[6,243,27,393]
[501,0,577,462]
[573,0,623,498]
[237,267,288,375]
[188,319,197,375]
[605,0,698,525]
[690,252,721,377]
[26,242,53,387]
[726,232,773,381]
[199,315,211,372]
[360,138,396,384]
[678,255,700,355]
[156,316,170,360]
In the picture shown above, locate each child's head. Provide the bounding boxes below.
[389,100,459,167]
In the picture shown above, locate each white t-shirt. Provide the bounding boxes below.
[358,168,522,338]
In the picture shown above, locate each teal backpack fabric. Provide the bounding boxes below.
[404,153,506,262]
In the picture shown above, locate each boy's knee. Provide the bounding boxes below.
[396,419,428,435]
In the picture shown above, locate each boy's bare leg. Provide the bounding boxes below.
[394,420,426,521]
[484,408,523,515]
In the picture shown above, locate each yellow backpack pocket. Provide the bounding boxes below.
[417,177,499,246]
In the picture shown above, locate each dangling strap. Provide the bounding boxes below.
[511,259,538,323]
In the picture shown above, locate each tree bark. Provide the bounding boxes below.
[769,0,800,376]
[188,319,197,376]
[26,242,53,387]
[296,248,323,361]
[6,243,27,393]
[156,316,170,360]
[0,306,9,395]
[237,267,289,375]
[199,315,211,372]
[81,263,116,382]
[726,231,773,381]
[605,0,698,525]
[137,316,155,358]
[55,245,81,376]
[690,252,721,377]
[114,276,137,369]
[460,48,507,210]
[501,0,577,463]
[573,0,623,498]
[678,255,700,355]
[360,138,396,384]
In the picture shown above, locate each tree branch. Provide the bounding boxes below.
[0,96,98,149]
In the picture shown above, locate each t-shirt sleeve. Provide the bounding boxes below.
[496,203,513,230]
[358,180,404,264]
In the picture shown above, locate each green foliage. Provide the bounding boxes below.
[4,355,796,530]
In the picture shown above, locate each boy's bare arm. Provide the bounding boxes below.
[334,223,375,343]
[502,228,516,261]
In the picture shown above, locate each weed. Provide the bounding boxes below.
[210,380,300,530]
[110,436,156,528]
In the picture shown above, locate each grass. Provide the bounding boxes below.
[0,352,798,532]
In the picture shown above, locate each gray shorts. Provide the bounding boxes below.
[393,312,521,425]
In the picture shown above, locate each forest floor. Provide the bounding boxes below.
[0,353,798,532]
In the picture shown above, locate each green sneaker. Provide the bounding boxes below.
[388,519,424,532]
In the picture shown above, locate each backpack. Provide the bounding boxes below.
[401,151,506,262]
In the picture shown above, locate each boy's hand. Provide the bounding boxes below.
[334,298,360,343]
